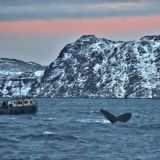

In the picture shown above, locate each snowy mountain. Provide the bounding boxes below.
[33,35,160,98]
[0,58,45,97]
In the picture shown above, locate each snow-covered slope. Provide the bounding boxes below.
[0,58,45,97]
[0,58,44,76]
[34,35,160,98]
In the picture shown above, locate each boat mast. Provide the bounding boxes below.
[19,76,22,98]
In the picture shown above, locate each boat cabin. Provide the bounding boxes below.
[8,99,33,107]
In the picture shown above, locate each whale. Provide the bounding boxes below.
[100,109,132,123]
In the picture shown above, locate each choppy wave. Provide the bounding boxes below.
[0,98,159,160]
[136,123,160,131]
[19,132,79,142]
[0,136,19,143]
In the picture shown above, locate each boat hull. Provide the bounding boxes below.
[0,105,37,115]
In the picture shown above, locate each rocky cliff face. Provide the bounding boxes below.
[0,58,45,97]
[34,35,160,98]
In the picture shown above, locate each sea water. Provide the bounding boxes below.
[0,98,160,160]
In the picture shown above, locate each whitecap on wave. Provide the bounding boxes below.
[43,131,55,135]
[77,118,110,124]
[48,117,54,120]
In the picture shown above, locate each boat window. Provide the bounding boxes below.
[24,101,28,104]
[30,101,32,104]
[18,101,22,104]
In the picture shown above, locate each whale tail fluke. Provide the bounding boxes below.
[100,109,132,123]
[117,112,132,122]
[100,109,117,123]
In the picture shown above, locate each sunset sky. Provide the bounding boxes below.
[0,0,160,65]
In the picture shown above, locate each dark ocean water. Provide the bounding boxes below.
[0,98,160,160]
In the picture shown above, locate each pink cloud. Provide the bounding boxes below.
[0,16,160,35]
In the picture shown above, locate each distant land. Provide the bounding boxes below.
[0,35,160,98]
[0,58,45,97]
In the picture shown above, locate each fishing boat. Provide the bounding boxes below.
[0,76,38,114]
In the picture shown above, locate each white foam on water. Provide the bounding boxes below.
[43,131,54,135]
[77,118,110,124]
[48,117,53,120]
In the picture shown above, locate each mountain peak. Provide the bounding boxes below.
[76,35,98,43]
[80,35,97,40]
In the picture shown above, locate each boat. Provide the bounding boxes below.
[0,98,37,114]
[0,76,38,114]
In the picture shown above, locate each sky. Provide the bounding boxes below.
[0,0,160,65]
